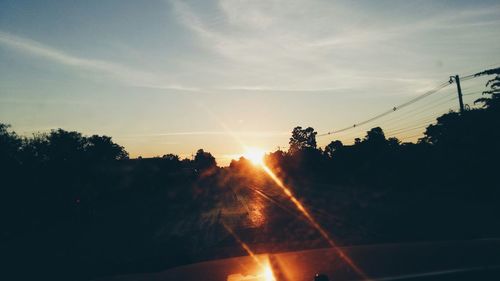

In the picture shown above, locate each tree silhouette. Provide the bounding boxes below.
[162,153,180,162]
[475,74,500,110]
[85,135,128,161]
[364,127,386,146]
[194,149,217,171]
[324,140,343,158]
[0,123,21,166]
[289,126,317,154]
[43,129,86,163]
[1,70,500,281]
[387,137,401,147]
[421,112,460,146]
[18,129,128,165]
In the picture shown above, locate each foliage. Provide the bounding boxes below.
[0,124,21,165]
[288,126,317,154]
[324,140,343,158]
[194,148,217,171]
[475,74,500,109]
[1,71,500,280]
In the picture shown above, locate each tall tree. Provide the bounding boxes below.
[194,149,217,171]
[324,140,343,158]
[289,126,317,154]
[85,135,128,161]
[364,127,386,145]
[0,123,21,165]
[44,129,86,162]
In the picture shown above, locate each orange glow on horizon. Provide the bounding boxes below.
[242,147,266,166]
[225,131,368,279]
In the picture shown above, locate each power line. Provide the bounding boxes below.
[462,91,483,97]
[458,62,500,78]
[400,132,425,142]
[320,94,457,145]
[317,66,500,146]
[384,116,438,135]
[318,68,494,139]
[317,81,451,137]
[378,92,456,128]
[388,88,490,138]
[390,96,457,123]
[386,124,429,136]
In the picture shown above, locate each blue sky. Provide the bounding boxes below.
[1,0,500,164]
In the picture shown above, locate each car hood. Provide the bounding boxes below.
[98,239,500,281]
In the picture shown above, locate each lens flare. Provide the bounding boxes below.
[242,147,266,166]
[261,164,370,280]
[263,265,276,281]
[222,221,276,281]
[195,104,366,279]
[222,221,262,267]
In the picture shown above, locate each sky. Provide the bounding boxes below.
[1,0,500,165]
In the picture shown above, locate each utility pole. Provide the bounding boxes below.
[450,75,465,113]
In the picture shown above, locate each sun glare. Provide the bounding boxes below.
[243,147,266,166]
[262,264,276,281]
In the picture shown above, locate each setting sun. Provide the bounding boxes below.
[242,147,266,166]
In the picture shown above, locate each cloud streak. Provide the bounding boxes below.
[170,0,500,95]
[117,131,290,138]
[0,31,198,91]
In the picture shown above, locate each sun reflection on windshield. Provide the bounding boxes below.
[260,164,370,280]
[224,138,369,280]
[226,257,276,281]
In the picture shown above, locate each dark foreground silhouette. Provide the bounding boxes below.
[1,73,499,280]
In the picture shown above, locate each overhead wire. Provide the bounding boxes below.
[378,92,456,128]
[322,94,457,144]
[317,81,451,137]
[387,80,489,140]
[318,68,494,143]
[400,132,426,142]
[382,96,457,129]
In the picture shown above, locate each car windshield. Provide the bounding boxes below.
[1,1,500,281]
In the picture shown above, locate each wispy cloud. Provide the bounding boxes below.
[118,131,289,138]
[309,6,500,48]
[169,0,500,94]
[0,31,198,91]
[2,1,499,96]
[218,85,350,92]
[0,97,88,105]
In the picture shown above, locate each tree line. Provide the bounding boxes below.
[0,71,498,280]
